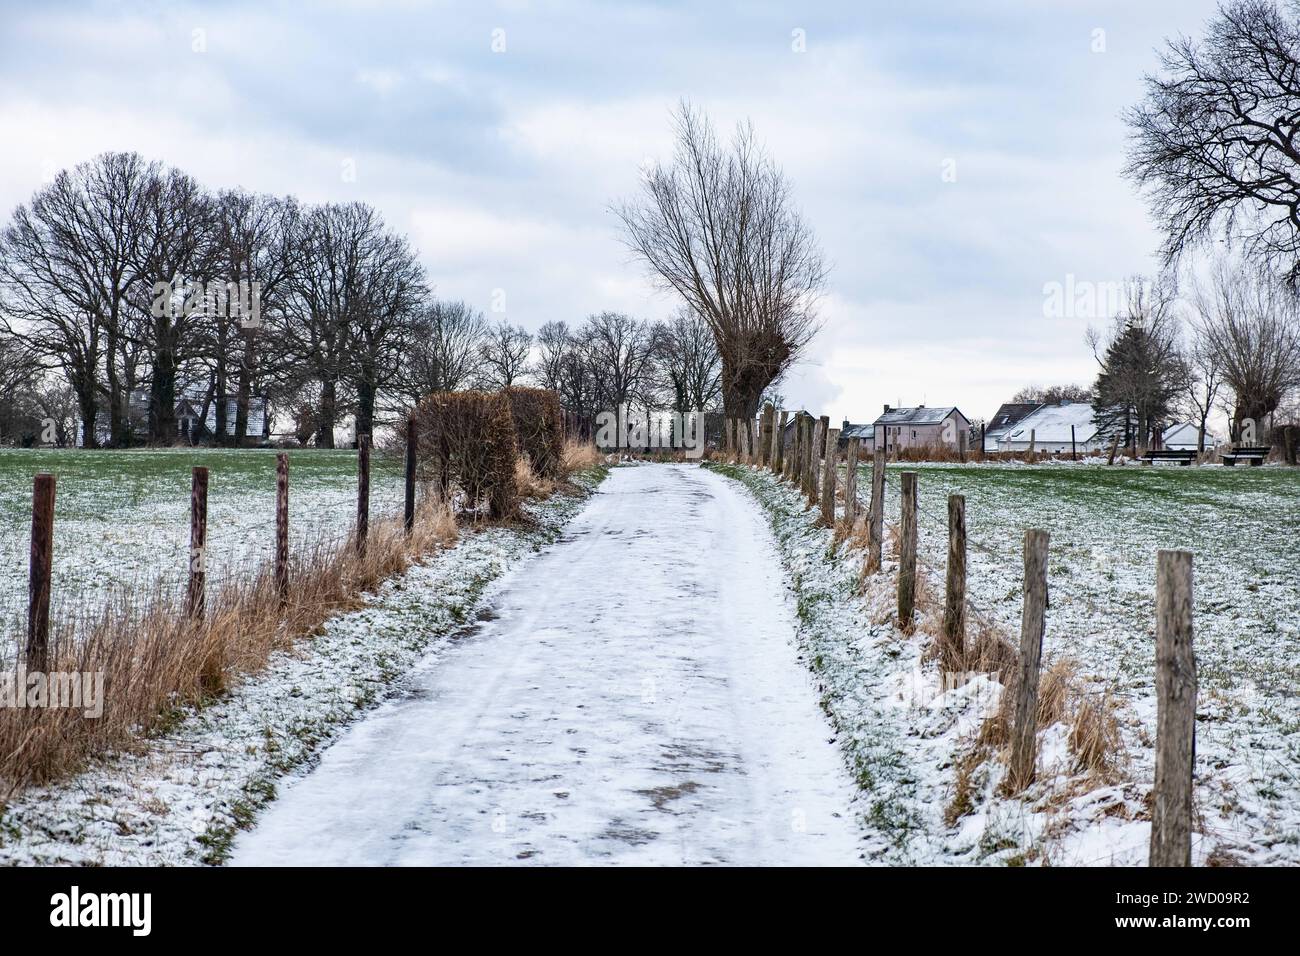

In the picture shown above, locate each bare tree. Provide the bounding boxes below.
[614,101,827,422]
[654,308,721,412]
[0,152,158,446]
[1010,383,1092,405]
[1191,260,1300,440]
[395,299,488,405]
[1125,1,1300,282]
[478,320,532,388]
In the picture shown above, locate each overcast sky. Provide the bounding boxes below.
[0,0,1226,423]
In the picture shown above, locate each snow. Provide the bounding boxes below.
[0,469,601,865]
[231,464,862,866]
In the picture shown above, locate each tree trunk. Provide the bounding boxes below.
[234,334,254,445]
[150,320,178,444]
[106,328,126,447]
[355,379,376,442]
[316,379,337,448]
[76,380,99,449]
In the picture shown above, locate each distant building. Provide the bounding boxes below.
[1158,422,1216,452]
[873,405,971,453]
[983,402,1041,451]
[989,400,1101,454]
[77,389,271,446]
[839,420,876,452]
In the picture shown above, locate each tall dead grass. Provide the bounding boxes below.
[0,501,457,793]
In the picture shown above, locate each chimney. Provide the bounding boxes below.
[842,419,850,430]
[883,404,891,414]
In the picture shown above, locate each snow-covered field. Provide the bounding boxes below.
[716,459,1300,865]
[0,466,603,865]
[0,448,403,632]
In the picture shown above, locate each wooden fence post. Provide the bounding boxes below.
[821,428,840,526]
[867,448,885,573]
[898,471,918,631]
[1071,424,1077,461]
[1150,549,1196,867]
[1028,428,1036,460]
[1008,528,1050,792]
[808,416,825,503]
[356,435,370,556]
[798,415,811,491]
[404,416,417,534]
[275,454,289,603]
[941,494,967,671]
[773,410,787,473]
[739,416,750,463]
[724,418,734,461]
[188,466,209,620]
[844,437,861,527]
[27,473,55,669]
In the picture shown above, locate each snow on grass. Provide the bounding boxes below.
[0,448,404,628]
[709,460,1300,866]
[0,467,607,866]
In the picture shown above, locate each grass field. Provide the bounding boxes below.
[867,462,1300,862]
[0,448,404,631]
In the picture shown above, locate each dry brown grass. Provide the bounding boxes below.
[0,500,457,794]
[514,456,557,500]
[1069,690,1125,782]
[560,439,603,474]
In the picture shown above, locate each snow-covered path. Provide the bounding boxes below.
[231,464,862,866]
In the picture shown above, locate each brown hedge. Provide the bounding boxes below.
[414,390,519,520]
[504,386,564,479]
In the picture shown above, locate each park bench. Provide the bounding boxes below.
[1140,449,1196,466]
[1221,445,1270,467]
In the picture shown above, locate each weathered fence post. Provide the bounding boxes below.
[27,473,55,669]
[941,494,967,671]
[1028,428,1036,460]
[898,471,918,631]
[808,416,825,503]
[800,415,813,493]
[821,428,840,526]
[356,435,370,556]
[188,466,209,620]
[275,453,289,603]
[1150,549,1196,867]
[1071,424,1077,462]
[773,410,787,473]
[724,418,734,461]
[404,416,417,534]
[867,448,885,573]
[1008,528,1050,792]
[844,437,861,527]
[739,416,750,463]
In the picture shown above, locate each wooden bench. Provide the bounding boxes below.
[1222,445,1270,467]
[1140,449,1196,466]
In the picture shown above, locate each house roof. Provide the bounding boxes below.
[986,402,1041,438]
[842,423,875,440]
[873,406,968,427]
[1000,401,1096,444]
[1162,422,1210,447]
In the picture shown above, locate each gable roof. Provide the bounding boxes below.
[873,406,968,427]
[986,402,1041,437]
[1001,401,1096,444]
[842,423,875,440]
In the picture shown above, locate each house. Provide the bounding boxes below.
[77,389,271,446]
[1158,422,1215,452]
[983,402,1041,451]
[990,400,1101,454]
[838,419,875,452]
[873,405,971,453]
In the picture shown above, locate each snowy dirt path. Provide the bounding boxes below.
[231,463,862,866]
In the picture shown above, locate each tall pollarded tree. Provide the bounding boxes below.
[614,102,826,422]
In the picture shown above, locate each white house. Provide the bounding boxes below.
[1160,422,1216,452]
[992,400,1102,454]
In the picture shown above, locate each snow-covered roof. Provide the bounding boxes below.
[873,406,967,426]
[1162,422,1211,447]
[985,402,1040,439]
[1002,401,1096,444]
[842,423,875,440]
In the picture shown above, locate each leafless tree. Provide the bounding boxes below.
[208,190,298,444]
[614,101,827,422]
[1010,383,1093,405]
[478,320,533,389]
[395,299,488,406]
[0,152,158,446]
[1125,1,1300,283]
[1190,260,1300,440]
[580,311,656,412]
[653,308,721,412]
